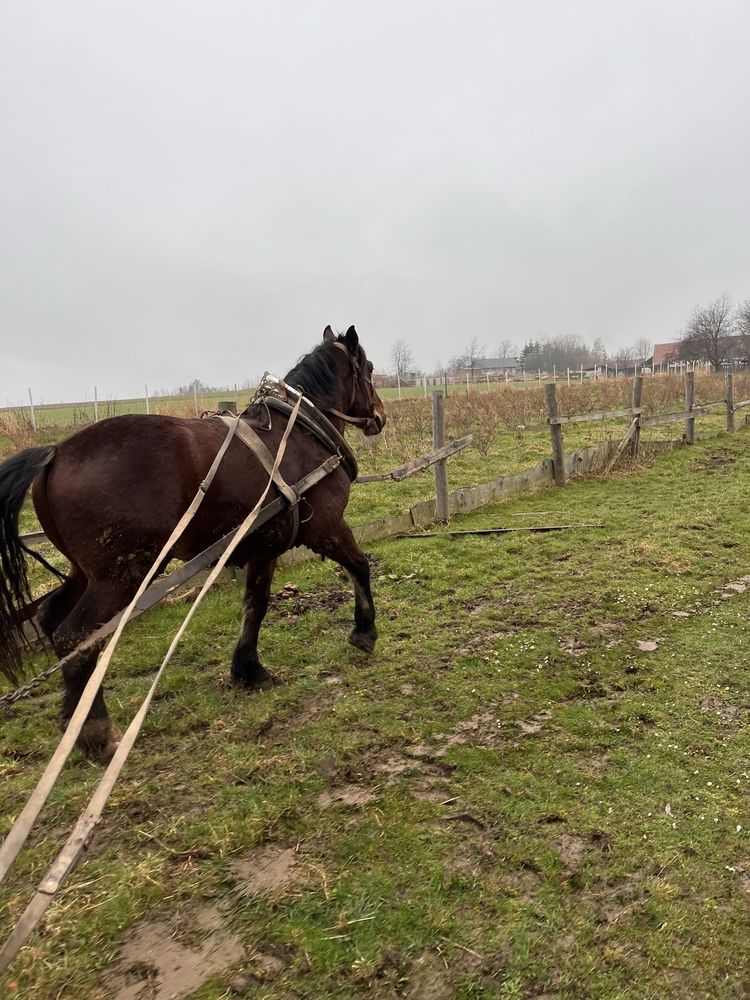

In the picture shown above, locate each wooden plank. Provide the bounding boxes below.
[641,407,708,426]
[550,407,638,425]
[606,418,639,473]
[564,440,616,478]
[19,531,48,546]
[355,435,472,483]
[732,397,750,411]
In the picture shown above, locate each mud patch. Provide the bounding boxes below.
[700,693,747,723]
[375,753,454,804]
[229,845,304,896]
[517,709,552,735]
[551,830,612,877]
[551,833,588,875]
[718,574,750,597]
[270,583,350,617]
[592,875,647,929]
[108,905,243,1000]
[559,637,587,658]
[404,952,453,1000]
[317,784,377,808]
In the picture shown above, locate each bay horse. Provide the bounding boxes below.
[0,326,385,759]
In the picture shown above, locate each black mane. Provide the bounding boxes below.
[285,337,359,406]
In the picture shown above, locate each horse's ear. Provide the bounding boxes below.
[323,325,335,344]
[344,325,359,352]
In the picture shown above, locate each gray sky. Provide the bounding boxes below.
[2,0,749,404]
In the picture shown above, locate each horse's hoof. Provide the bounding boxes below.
[231,665,276,691]
[348,629,376,653]
[76,718,122,763]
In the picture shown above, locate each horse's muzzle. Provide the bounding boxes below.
[365,413,385,436]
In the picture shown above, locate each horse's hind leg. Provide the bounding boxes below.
[36,566,87,643]
[231,557,276,690]
[52,578,136,760]
[311,522,377,653]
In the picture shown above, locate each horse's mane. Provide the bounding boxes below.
[284,336,358,406]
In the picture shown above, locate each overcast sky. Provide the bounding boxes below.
[2,0,749,404]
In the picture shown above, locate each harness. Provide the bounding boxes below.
[214,364,367,552]
[325,341,383,435]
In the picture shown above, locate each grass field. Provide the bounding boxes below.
[2,430,750,998]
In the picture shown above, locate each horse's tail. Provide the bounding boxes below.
[0,446,56,684]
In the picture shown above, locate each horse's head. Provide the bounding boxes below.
[322,325,386,436]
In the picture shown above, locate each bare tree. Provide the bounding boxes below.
[495,338,516,360]
[736,299,750,358]
[389,339,414,379]
[680,295,736,369]
[613,345,633,365]
[463,337,486,374]
[633,337,652,363]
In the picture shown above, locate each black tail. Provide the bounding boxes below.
[0,445,56,685]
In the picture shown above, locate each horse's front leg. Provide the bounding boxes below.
[231,557,277,689]
[314,521,377,653]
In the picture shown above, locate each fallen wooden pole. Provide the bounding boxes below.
[397,523,605,539]
[355,434,472,483]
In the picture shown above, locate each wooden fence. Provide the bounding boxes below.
[19,375,750,577]
[542,372,750,488]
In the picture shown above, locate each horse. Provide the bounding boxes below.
[0,325,386,760]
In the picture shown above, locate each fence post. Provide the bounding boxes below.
[432,391,449,523]
[93,385,99,422]
[684,370,695,444]
[545,383,566,487]
[631,374,643,457]
[725,372,735,433]
[193,383,199,416]
[444,371,449,398]
[28,388,37,432]
[145,385,150,415]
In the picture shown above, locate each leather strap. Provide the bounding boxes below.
[218,415,300,547]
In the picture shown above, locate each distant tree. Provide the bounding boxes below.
[680,295,736,369]
[520,340,543,371]
[463,337,486,374]
[389,339,414,380]
[736,300,750,358]
[591,338,607,363]
[613,345,634,365]
[539,334,591,371]
[633,337,652,363]
[495,338,517,360]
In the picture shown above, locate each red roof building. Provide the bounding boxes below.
[652,341,681,365]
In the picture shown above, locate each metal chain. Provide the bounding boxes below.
[0,663,61,708]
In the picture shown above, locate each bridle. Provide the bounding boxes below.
[325,341,384,434]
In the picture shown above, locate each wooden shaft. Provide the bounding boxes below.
[545,383,566,486]
[432,391,449,522]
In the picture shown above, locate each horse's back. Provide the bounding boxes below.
[36,415,218,580]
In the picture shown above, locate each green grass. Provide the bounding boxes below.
[2,433,750,998]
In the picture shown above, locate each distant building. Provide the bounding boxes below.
[651,342,680,366]
[459,357,519,380]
